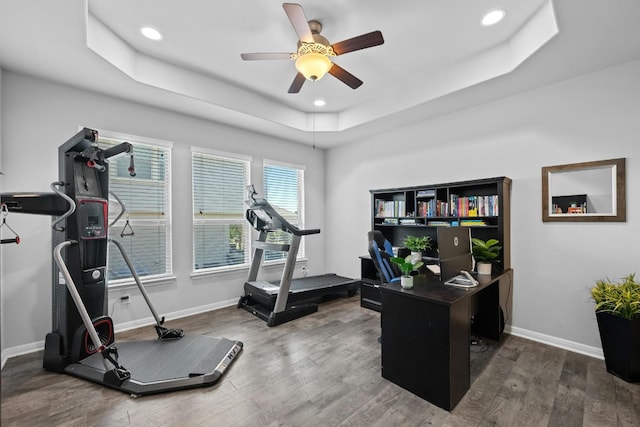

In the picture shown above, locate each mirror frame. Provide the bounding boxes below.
[542,158,626,222]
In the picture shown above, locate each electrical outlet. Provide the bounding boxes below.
[120,294,130,305]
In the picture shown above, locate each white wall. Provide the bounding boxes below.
[0,72,326,361]
[325,60,640,354]
[0,66,5,360]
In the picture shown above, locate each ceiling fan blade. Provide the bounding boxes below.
[328,63,363,89]
[283,3,314,43]
[331,31,384,56]
[288,72,306,93]
[241,53,292,61]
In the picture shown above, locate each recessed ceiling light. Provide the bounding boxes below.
[314,99,326,107]
[482,10,506,26]
[140,26,163,41]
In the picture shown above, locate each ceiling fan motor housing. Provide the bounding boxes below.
[240,4,384,92]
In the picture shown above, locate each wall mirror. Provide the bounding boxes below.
[542,158,626,222]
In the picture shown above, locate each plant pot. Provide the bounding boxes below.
[596,311,640,383]
[401,275,414,289]
[411,251,422,264]
[477,262,492,275]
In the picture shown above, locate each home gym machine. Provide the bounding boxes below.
[1,127,242,396]
[238,185,358,326]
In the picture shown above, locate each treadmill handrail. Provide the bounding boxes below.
[247,198,320,236]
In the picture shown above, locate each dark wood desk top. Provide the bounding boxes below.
[380,269,512,306]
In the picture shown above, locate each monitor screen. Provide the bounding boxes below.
[437,227,473,282]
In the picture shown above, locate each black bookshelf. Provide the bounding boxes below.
[361,177,512,309]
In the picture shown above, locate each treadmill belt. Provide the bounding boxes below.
[275,273,355,294]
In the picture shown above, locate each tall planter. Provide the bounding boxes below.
[596,311,640,383]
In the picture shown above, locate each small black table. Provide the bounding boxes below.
[380,269,511,411]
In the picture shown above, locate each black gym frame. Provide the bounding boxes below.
[1,128,242,396]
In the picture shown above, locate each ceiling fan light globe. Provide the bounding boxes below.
[295,53,332,81]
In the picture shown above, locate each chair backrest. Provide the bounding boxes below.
[368,231,400,284]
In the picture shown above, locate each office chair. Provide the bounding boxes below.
[368,230,413,283]
[368,230,401,284]
[368,231,411,344]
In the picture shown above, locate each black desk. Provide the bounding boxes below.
[380,269,511,411]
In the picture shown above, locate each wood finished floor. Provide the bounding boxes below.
[1,296,639,427]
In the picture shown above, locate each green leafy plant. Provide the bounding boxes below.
[404,235,432,252]
[591,274,640,320]
[471,238,501,263]
[390,255,424,277]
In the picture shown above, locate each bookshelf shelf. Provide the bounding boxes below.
[369,176,511,269]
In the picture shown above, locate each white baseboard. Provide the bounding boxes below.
[1,340,45,370]
[1,297,239,370]
[505,325,604,360]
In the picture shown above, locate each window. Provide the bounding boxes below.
[263,160,305,261]
[192,148,251,272]
[99,133,172,284]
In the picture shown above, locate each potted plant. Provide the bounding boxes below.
[404,235,432,263]
[590,274,640,383]
[390,255,424,289]
[471,238,501,275]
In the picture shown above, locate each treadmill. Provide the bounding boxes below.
[1,128,242,396]
[238,185,358,326]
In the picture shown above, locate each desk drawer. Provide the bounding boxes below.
[360,281,382,312]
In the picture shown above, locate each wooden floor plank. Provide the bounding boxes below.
[583,357,620,426]
[613,375,640,427]
[547,350,588,427]
[516,345,566,426]
[2,296,639,426]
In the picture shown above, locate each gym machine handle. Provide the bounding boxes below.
[102,141,133,159]
[85,142,136,177]
[109,238,163,326]
[53,241,106,355]
[108,191,135,237]
[50,181,76,232]
[128,154,136,177]
[102,142,136,177]
[53,240,130,379]
[0,203,20,244]
[86,159,105,172]
[109,238,184,340]
[108,191,126,227]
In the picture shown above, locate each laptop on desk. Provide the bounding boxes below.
[436,227,478,288]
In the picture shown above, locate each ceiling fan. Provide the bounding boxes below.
[241,3,384,93]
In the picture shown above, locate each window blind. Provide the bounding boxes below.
[263,161,305,261]
[100,136,172,283]
[192,149,251,271]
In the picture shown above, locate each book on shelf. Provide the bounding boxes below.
[449,194,499,217]
[468,196,478,217]
[416,189,436,198]
[459,219,487,226]
[375,199,406,217]
[417,199,442,218]
[399,218,417,225]
[427,220,451,227]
